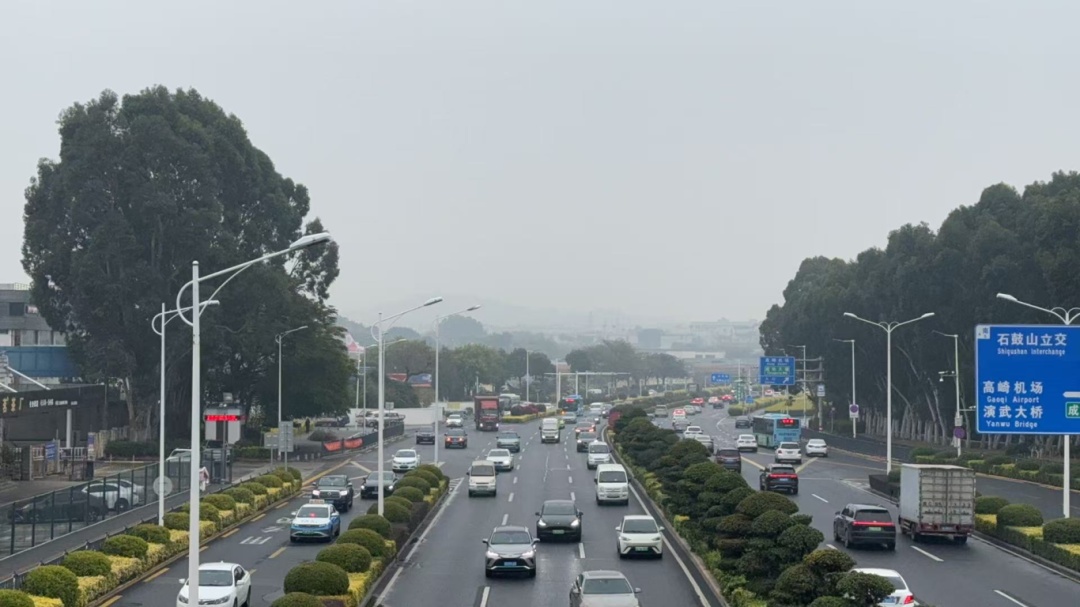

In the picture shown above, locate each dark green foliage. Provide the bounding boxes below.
[751,511,795,538]
[776,524,825,561]
[384,502,412,524]
[283,561,350,596]
[102,534,149,558]
[770,564,821,606]
[837,571,896,606]
[997,503,1043,527]
[1041,462,1065,474]
[22,566,79,607]
[103,441,158,458]
[704,469,749,493]
[61,550,112,576]
[394,477,431,494]
[224,487,255,505]
[0,590,34,607]
[717,514,754,537]
[203,494,237,511]
[283,466,303,482]
[737,492,799,519]
[791,514,813,526]
[406,469,441,489]
[241,481,268,496]
[349,514,393,538]
[270,593,324,607]
[808,598,852,607]
[199,502,220,521]
[256,474,284,489]
[1016,460,1042,471]
[337,528,387,558]
[720,486,755,515]
[163,512,189,530]
[803,549,855,576]
[974,496,1009,514]
[986,455,1012,466]
[273,469,295,484]
[392,487,426,503]
[317,543,372,573]
[1043,518,1080,544]
[129,524,172,545]
[416,464,445,481]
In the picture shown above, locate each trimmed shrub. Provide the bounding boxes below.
[256,474,284,489]
[103,440,157,458]
[1043,518,1080,544]
[394,477,431,494]
[348,514,392,538]
[716,514,753,537]
[1016,460,1042,471]
[0,590,33,607]
[283,561,350,596]
[224,487,255,505]
[997,503,1044,528]
[129,524,172,545]
[736,491,799,518]
[283,466,303,482]
[750,510,794,538]
[910,447,937,459]
[22,566,79,607]
[273,468,294,484]
[317,543,372,573]
[163,512,189,531]
[886,469,901,483]
[393,487,426,503]
[337,528,387,558]
[803,548,855,575]
[385,496,413,511]
[771,564,819,606]
[61,551,112,577]
[986,455,1013,466]
[384,502,412,524]
[270,593,324,607]
[791,513,813,527]
[199,502,221,522]
[203,494,237,511]
[102,535,149,559]
[1041,462,1066,474]
[406,469,441,488]
[417,463,445,481]
[240,481,268,496]
[974,496,1010,515]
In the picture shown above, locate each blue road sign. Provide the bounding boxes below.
[759,356,797,386]
[44,442,57,461]
[975,324,1080,435]
[710,373,731,385]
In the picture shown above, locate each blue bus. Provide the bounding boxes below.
[559,395,584,413]
[752,413,802,448]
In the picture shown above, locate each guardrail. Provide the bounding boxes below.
[321,421,404,454]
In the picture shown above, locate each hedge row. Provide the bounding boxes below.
[973,495,1080,574]
[275,465,449,604]
[501,409,560,424]
[16,467,303,607]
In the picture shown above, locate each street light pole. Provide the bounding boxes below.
[432,305,479,468]
[933,331,963,458]
[843,312,935,473]
[173,232,331,605]
[833,339,856,438]
[996,293,1078,518]
[789,345,808,420]
[276,326,308,469]
[151,300,219,526]
[373,297,444,516]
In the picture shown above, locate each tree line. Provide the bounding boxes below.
[759,172,1080,453]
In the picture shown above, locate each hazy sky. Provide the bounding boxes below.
[3,1,1078,328]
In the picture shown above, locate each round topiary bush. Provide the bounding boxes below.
[102,534,149,559]
[393,487,426,503]
[386,496,413,510]
[406,469,441,488]
[203,494,236,511]
[803,548,855,575]
[199,502,221,522]
[1043,518,1080,544]
[750,510,795,538]
[0,589,34,607]
[1016,460,1042,471]
[348,514,393,538]
[736,491,799,518]
[241,481,268,496]
[417,463,445,481]
[791,513,813,527]
[163,512,189,531]
[997,503,1044,527]
[127,523,171,545]
[273,468,294,484]
[283,561,350,596]
[384,502,412,524]
[394,476,431,494]
[224,487,255,505]
[61,550,112,577]
[284,466,303,482]
[974,496,1010,515]
[256,474,284,489]
[22,565,79,607]
[716,514,753,537]
[337,528,387,558]
[270,593,324,607]
[317,543,373,573]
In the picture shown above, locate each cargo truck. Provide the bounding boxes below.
[475,396,501,431]
[898,463,975,543]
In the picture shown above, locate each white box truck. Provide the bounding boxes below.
[898,463,976,543]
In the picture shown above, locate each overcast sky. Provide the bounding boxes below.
[2,1,1077,328]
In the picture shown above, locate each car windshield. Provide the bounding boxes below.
[197,570,234,587]
[779,443,799,449]
[622,518,658,533]
[854,510,893,523]
[808,440,826,446]
[490,530,532,544]
[543,502,577,515]
[396,450,417,458]
[686,427,701,432]
[318,477,346,487]
[498,433,518,439]
[739,435,754,440]
[770,466,796,474]
[579,433,597,441]
[717,449,739,457]
[598,471,627,483]
[471,465,495,476]
[296,506,330,519]
[446,429,465,436]
[588,444,610,454]
[882,574,906,591]
[583,578,634,595]
[489,449,511,457]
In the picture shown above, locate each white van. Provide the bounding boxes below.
[594,463,630,505]
[541,417,560,443]
[467,460,498,497]
[654,405,668,418]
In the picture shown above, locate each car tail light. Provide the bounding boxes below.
[852,521,894,527]
[769,474,797,479]
[903,596,914,604]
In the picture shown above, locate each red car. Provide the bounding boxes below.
[690,397,705,406]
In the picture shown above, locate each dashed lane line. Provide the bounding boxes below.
[994,590,1030,607]
[911,545,943,562]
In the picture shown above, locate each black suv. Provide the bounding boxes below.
[311,475,354,511]
[759,463,799,494]
[575,431,598,452]
[714,448,742,473]
[359,471,398,499]
[415,426,436,445]
[833,504,896,550]
[734,417,752,429]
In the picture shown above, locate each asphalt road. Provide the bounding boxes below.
[377,421,717,607]
[688,407,1080,607]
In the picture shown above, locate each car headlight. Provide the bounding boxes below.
[522,550,535,559]
[387,485,395,491]
[312,490,320,497]
[538,519,548,527]
[570,519,580,527]
[208,596,230,605]
[486,551,499,559]
[178,595,188,604]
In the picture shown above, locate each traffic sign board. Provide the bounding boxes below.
[710,373,731,385]
[759,357,797,386]
[975,324,1080,435]
[816,384,826,398]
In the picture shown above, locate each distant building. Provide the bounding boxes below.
[0,283,78,388]
[636,328,663,349]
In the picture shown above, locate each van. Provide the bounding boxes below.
[594,463,630,505]
[467,460,498,497]
[654,405,668,418]
[541,417,560,443]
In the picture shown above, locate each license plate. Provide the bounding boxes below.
[868,526,883,531]
[503,561,517,567]
[635,547,649,552]
[553,530,565,535]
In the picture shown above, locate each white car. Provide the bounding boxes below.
[775,442,802,464]
[683,425,703,437]
[446,414,464,428]
[736,434,758,452]
[587,442,613,469]
[177,562,252,607]
[82,481,141,511]
[617,514,664,558]
[392,449,421,472]
[485,448,515,472]
[850,568,917,606]
[805,439,829,457]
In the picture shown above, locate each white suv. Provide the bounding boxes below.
[775,442,802,464]
[616,514,664,558]
[736,434,758,452]
[587,442,612,470]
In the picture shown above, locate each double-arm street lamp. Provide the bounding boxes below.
[371,297,444,516]
[788,344,808,418]
[276,326,309,467]
[833,339,856,438]
[432,305,480,467]
[997,293,1077,517]
[843,312,935,473]
[173,232,332,605]
[932,330,966,459]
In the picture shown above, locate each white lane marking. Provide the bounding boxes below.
[508,492,515,503]
[479,585,491,607]
[826,544,837,550]
[911,545,944,562]
[567,464,571,470]
[377,475,461,602]
[570,491,576,501]
[994,590,1030,607]
[501,513,508,525]
[812,494,829,503]
[569,476,574,484]
[513,477,518,484]
[630,485,710,607]
[578,543,585,559]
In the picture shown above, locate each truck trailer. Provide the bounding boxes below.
[898,463,975,543]
[475,396,501,431]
